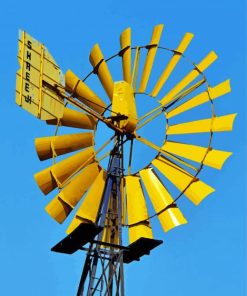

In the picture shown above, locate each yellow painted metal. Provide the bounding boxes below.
[138,78,204,125]
[208,79,231,99]
[111,81,138,132]
[35,132,94,161]
[162,141,232,170]
[45,163,101,223]
[140,168,187,232]
[167,80,231,118]
[102,226,119,247]
[121,178,126,225]
[152,156,215,205]
[138,24,164,93]
[34,147,95,195]
[131,47,140,92]
[136,134,197,171]
[101,195,119,247]
[65,70,106,114]
[46,107,97,129]
[136,108,163,131]
[125,176,153,244]
[38,44,44,116]
[176,33,194,53]
[160,51,218,105]
[16,30,65,120]
[167,113,237,135]
[66,170,107,234]
[151,33,194,97]
[120,28,131,84]
[128,223,152,244]
[90,44,114,100]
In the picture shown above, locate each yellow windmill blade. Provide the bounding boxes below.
[89,44,114,100]
[160,51,218,106]
[34,147,95,195]
[138,24,164,93]
[140,168,187,232]
[167,113,237,135]
[65,70,106,114]
[121,178,127,225]
[67,169,107,234]
[35,132,94,161]
[45,163,101,223]
[162,141,232,170]
[152,156,215,205]
[167,79,231,119]
[120,27,131,84]
[125,176,153,244]
[46,106,97,129]
[151,32,194,97]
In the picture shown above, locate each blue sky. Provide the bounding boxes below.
[0,0,246,295]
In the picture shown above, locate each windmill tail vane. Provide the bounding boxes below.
[16,25,236,295]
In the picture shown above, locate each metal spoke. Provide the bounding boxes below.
[43,82,125,134]
[60,134,115,189]
[135,134,198,172]
[165,78,206,111]
[137,78,206,126]
[131,47,140,92]
[127,139,134,175]
[136,109,163,131]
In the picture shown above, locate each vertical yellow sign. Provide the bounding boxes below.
[16,30,65,120]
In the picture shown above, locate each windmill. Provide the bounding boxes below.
[16,25,236,295]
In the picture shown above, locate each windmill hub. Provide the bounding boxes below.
[111,81,138,133]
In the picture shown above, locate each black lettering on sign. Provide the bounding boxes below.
[26,61,31,71]
[25,72,30,81]
[23,38,33,105]
[25,82,30,92]
[26,51,31,60]
[24,95,32,104]
[27,40,32,50]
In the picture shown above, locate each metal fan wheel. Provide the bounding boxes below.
[31,24,235,245]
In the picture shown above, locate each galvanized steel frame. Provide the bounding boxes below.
[77,134,125,296]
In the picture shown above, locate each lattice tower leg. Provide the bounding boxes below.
[77,136,125,296]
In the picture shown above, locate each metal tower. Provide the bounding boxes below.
[16,25,236,296]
